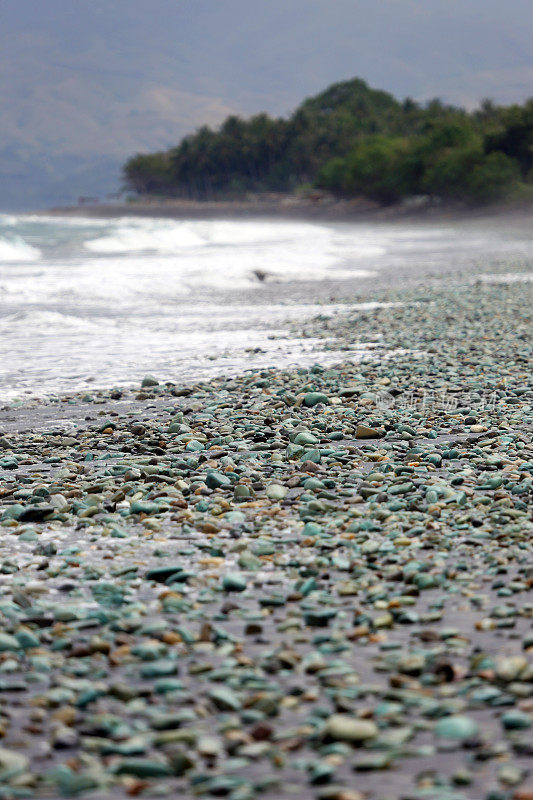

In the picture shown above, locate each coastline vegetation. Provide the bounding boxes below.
[123,77,533,206]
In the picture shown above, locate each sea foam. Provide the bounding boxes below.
[0,235,41,262]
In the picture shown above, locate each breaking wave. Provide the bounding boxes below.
[82,219,338,255]
[0,235,41,262]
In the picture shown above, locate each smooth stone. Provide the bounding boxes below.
[324,714,378,743]
[186,440,204,451]
[15,630,39,650]
[206,471,231,489]
[234,485,251,499]
[496,656,528,682]
[0,746,29,780]
[300,449,321,463]
[114,758,171,778]
[0,633,20,652]
[302,521,322,537]
[140,660,178,678]
[224,510,246,524]
[435,715,479,740]
[18,505,55,522]
[252,540,276,556]
[309,761,336,784]
[304,392,330,407]
[294,431,319,445]
[145,565,183,582]
[18,530,38,542]
[238,551,262,570]
[208,687,242,711]
[52,725,80,749]
[222,572,247,592]
[501,710,532,730]
[141,375,159,387]
[498,765,526,787]
[56,770,99,796]
[130,500,160,515]
[355,425,382,439]
[266,484,288,500]
[304,609,337,627]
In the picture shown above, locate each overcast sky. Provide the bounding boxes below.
[2,0,533,208]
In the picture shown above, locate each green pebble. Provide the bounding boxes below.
[435,715,479,740]
[304,609,337,627]
[15,630,39,650]
[208,686,242,711]
[186,439,204,451]
[140,660,178,678]
[500,710,532,730]
[222,572,247,592]
[114,759,171,778]
[0,633,20,652]
[302,521,322,537]
[130,500,160,515]
[303,392,330,407]
[145,564,183,582]
[206,471,231,489]
[294,431,319,445]
[141,375,159,387]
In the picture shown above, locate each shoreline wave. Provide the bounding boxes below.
[0,234,42,262]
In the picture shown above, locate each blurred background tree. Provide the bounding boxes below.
[123,77,532,206]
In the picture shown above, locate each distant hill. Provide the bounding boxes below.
[2,1,532,209]
[124,77,533,205]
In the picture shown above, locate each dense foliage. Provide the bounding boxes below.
[123,78,533,205]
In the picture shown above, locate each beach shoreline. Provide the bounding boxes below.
[10,208,533,406]
[46,194,533,225]
[0,274,531,798]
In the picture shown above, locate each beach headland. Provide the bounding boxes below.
[0,273,531,798]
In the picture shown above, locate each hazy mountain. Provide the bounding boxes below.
[1,0,532,209]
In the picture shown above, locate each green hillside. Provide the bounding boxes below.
[123,78,533,205]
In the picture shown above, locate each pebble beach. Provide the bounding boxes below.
[0,223,532,800]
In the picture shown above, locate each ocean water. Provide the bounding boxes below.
[0,212,532,401]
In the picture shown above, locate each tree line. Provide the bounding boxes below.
[123,78,533,206]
